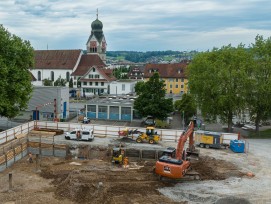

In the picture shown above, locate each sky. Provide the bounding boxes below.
[1,0,271,52]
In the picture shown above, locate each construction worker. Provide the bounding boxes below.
[76,131,81,140]
[28,152,33,163]
[123,157,129,168]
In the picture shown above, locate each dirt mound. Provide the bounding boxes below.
[191,156,245,180]
[49,161,176,204]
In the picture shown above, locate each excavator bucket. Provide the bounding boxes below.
[186,149,200,160]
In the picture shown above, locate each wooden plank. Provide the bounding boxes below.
[29,130,56,137]
[0,155,5,165]
[28,142,40,148]
[15,133,27,139]
[22,143,27,151]
[54,144,67,149]
[14,146,22,155]
[6,150,14,161]
[41,143,53,148]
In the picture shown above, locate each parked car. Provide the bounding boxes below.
[65,128,94,141]
[242,124,256,130]
[142,116,156,126]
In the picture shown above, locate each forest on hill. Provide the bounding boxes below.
[106,50,197,63]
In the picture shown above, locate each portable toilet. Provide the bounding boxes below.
[230,140,245,153]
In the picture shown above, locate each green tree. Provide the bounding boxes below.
[43,78,53,86]
[188,44,252,132]
[246,35,271,132]
[69,78,73,88]
[54,76,66,86]
[134,72,173,120]
[174,93,197,124]
[0,25,34,118]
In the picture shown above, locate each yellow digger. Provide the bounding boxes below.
[112,147,124,164]
[136,127,160,144]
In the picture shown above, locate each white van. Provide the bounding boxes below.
[65,128,94,141]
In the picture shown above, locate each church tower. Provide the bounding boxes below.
[86,10,107,63]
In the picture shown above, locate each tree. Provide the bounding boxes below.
[69,78,73,88]
[174,93,197,124]
[188,44,252,132]
[246,35,271,132]
[43,79,53,86]
[0,25,34,118]
[54,76,66,86]
[134,72,173,120]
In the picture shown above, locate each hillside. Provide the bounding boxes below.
[106,50,198,63]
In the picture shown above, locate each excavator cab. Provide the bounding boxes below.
[136,127,160,144]
[161,147,176,158]
[112,147,124,164]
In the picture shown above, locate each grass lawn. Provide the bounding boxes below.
[248,128,271,138]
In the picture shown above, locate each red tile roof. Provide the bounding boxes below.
[34,50,81,70]
[144,62,189,78]
[72,54,106,76]
[99,68,116,81]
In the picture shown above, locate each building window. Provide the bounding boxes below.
[176,85,178,88]
[95,82,98,86]
[170,84,172,88]
[73,82,76,85]
[66,72,70,81]
[74,76,76,80]
[101,82,104,86]
[83,82,87,85]
[95,75,100,79]
[181,78,184,82]
[51,71,54,81]
[122,84,125,91]
[93,68,96,72]
[176,79,178,82]
[38,71,41,81]
[89,82,92,85]
[181,85,184,88]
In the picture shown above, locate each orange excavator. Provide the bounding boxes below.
[155,120,199,179]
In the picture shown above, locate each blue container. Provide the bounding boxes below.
[230,140,245,153]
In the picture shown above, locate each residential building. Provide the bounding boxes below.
[143,62,189,95]
[128,66,144,80]
[75,66,116,97]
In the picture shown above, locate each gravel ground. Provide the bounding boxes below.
[158,139,271,204]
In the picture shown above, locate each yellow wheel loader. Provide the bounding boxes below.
[136,127,160,144]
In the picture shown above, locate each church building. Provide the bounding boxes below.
[31,13,115,96]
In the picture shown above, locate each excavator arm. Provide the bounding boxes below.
[176,121,194,160]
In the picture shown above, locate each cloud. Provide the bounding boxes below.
[1,0,271,51]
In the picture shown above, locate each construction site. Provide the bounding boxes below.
[0,121,270,204]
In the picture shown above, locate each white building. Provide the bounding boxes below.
[109,80,137,95]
